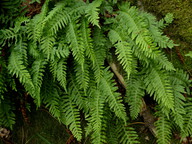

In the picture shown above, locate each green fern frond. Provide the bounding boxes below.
[171,84,186,130]
[87,88,106,144]
[85,0,102,28]
[154,53,175,71]
[66,20,84,65]
[75,60,90,92]
[0,28,18,46]
[117,6,156,59]
[126,78,145,119]
[14,40,28,66]
[54,42,70,59]
[14,17,29,33]
[49,58,67,91]
[182,100,192,137]
[108,29,133,78]
[8,50,34,94]
[41,76,62,120]
[45,8,70,35]
[99,68,127,122]
[169,69,190,91]
[68,73,88,113]
[116,120,139,144]
[31,58,47,106]
[56,59,67,91]
[141,12,175,49]
[81,18,96,64]
[144,66,174,110]
[40,36,55,60]
[63,94,82,141]
[0,100,15,129]
[155,111,172,144]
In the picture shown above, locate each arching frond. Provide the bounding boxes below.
[63,94,82,141]
[116,120,139,144]
[8,50,34,94]
[31,58,47,106]
[144,66,174,110]
[68,73,88,113]
[85,0,102,28]
[182,100,192,137]
[40,36,55,60]
[66,19,84,65]
[86,88,106,144]
[155,111,172,144]
[0,99,15,129]
[126,77,145,119]
[74,60,90,92]
[108,29,133,78]
[99,68,127,122]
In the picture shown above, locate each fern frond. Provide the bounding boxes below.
[169,69,190,91]
[99,68,127,122]
[26,0,49,42]
[154,53,175,71]
[141,12,175,49]
[40,36,55,60]
[87,88,106,144]
[0,28,18,46]
[31,58,47,106]
[68,73,88,113]
[50,58,67,91]
[14,17,29,33]
[126,78,145,119]
[0,100,15,129]
[144,66,174,110]
[41,1,70,35]
[85,0,102,28]
[56,59,67,91]
[171,84,186,130]
[81,18,96,64]
[182,100,192,137]
[117,6,156,59]
[75,60,90,92]
[41,76,62,120]
[116,120,139,144]
[8,50,34,94]
[155,111,172,144]
[63,94,82,141]
[66,20,84,65]
[108,29,133,78]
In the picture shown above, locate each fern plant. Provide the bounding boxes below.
[0,0,192,143]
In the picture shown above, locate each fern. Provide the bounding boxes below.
[66,19,84,65]
[126,77,145,119]
[116,120,139,144]
[0,99,15,129]
[86,88,106,144]
[144,66,174,110]
[31,58,47,106]
[85,0,102,28]
[99,68,127,122]
[155,111,172,144]
[182,100,192,137]
[1,0,192,143]
[63,94,82,141]
[108,29,133,78]
[8,50,34,95]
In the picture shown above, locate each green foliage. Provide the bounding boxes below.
[0,0,191,144]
